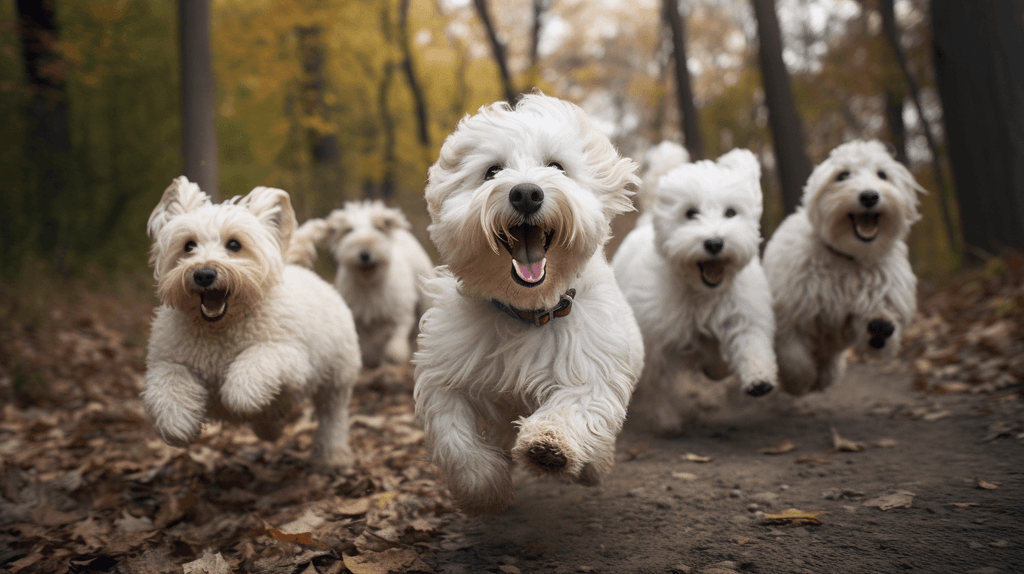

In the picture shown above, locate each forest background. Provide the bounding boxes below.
[6,0,1020,286]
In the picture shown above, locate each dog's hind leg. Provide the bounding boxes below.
[310,380,354,467]
[775,333,819,396]
[417,386,514,514]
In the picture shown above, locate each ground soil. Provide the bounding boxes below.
[1,268,1022,574]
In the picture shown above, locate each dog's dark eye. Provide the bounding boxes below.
[226,239,242,252]
[877,170,887,180]
[548,162,564,173]
[485,165,502,181]
[685,208,699,220]
[184,241,196,253]
[725,208,737,218]
[836,171,850,182]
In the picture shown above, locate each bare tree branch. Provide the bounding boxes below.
[663,0,704,159]
[473,0,518,103]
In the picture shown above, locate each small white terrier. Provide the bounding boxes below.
[763,140,924,396]
[290,201,435,368]
[143,177,362,466]
[613,148,778,434]
[413,93,645,514]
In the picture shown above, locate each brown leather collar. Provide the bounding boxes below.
[492,288,576,327]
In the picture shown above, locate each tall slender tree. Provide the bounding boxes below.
[180,0,220,199]
[473,0,518,103]
[751,0,812,215]
[932,0,1024,256]
[398,0,431,149]
[16,0,71,267]
[879,0,958,252]
[663,0,703,160]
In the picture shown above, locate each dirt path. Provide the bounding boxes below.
[429,362,1024,574]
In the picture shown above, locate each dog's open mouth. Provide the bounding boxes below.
[849,213,880,242]
[499,224,555,288]
[199,289,228,322]
[697,260,725,288]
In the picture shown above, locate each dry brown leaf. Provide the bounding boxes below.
[760,439,797,455]
[735,536,754,545]
[950,502,980,508]
[625,443,650,460]
[872,438,898,448]
[863,491,916,510]
[973,476,1001,490]
[182,551,232,574]
[343,548,433,574]
[831,427,865,452]
[498,566,522,574]
[261,517,327,548]
[761,508,823,526]
[795,456,834,465]
[333,496,373,516]
[671,471,698,481]
[683,453,712,463]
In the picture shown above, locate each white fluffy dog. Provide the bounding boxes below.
[143,177,362,466]
[413,93,645,514]
[763,140,924,396]
[290,201,435,368]
[613,148,777,434]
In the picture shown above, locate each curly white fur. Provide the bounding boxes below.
[143,177,362,466]
[613,148,777,434]
[414,93,645,514]
[763,140,925,395]
[291,201,435,367]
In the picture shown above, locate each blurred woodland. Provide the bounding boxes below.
[3,0,1023,281]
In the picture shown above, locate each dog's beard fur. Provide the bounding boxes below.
[152,207,284,327]
[804,140,923,261]
[651,154,762,293]
[426,94,636,310]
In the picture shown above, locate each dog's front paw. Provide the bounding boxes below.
[152,412,203,448]
[513,422,582,477]
[867,319,896,349]
[743,379,776,397]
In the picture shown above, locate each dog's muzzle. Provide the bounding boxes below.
[193,268,228,322]
[849,212,880,242]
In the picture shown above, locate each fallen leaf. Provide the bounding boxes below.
[625,443,649,460]
[761,508,823,526]
[343,548,433,574]
[261,517,327,548]
[735,537,754,545]
[498,566,522,574]
[872,438,898,448]
[973,476,1001,490]
[795,456,834,465]
[114,509,155,533]
[182,551,232,574]
[863,490,916,510]
[760,439,796,455]
[950,502,980,508]
[831,427,865,452]
[683,453,712,463]
[333,496,373,516]
[671,471,698,481]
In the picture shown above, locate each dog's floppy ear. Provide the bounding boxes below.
[240,186,297,249]
[374,204,411,233]
[716,149,761,182]
[147,176,210,238]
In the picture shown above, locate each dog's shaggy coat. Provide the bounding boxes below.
[143,177,361,465]
[613,148,777,434]
[763,140,924,395]
[413,94,644,514]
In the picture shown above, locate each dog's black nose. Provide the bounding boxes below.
[193,268,217,288]
[859,191,880,208]
[704,238,724,255]
[509,183,544,215]
[359,251,372,265]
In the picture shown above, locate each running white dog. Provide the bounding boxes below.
[413,93,645,514]
[763,140,924,395]
[613,148,777,434]
[290,201,435,368]
[143,177,362,466]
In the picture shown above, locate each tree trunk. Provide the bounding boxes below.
[473,0,517,103]
[663,0,703,160]
[932,0,1024,257]
[398,0,430,148]
[884,91,909,165]
[16,0,71,268]
[179,0,219,199]
[530,0,546,70]
[751,0,812,215]
[879,0,958,253]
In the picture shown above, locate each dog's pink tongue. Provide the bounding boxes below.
[508,224,547,283]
